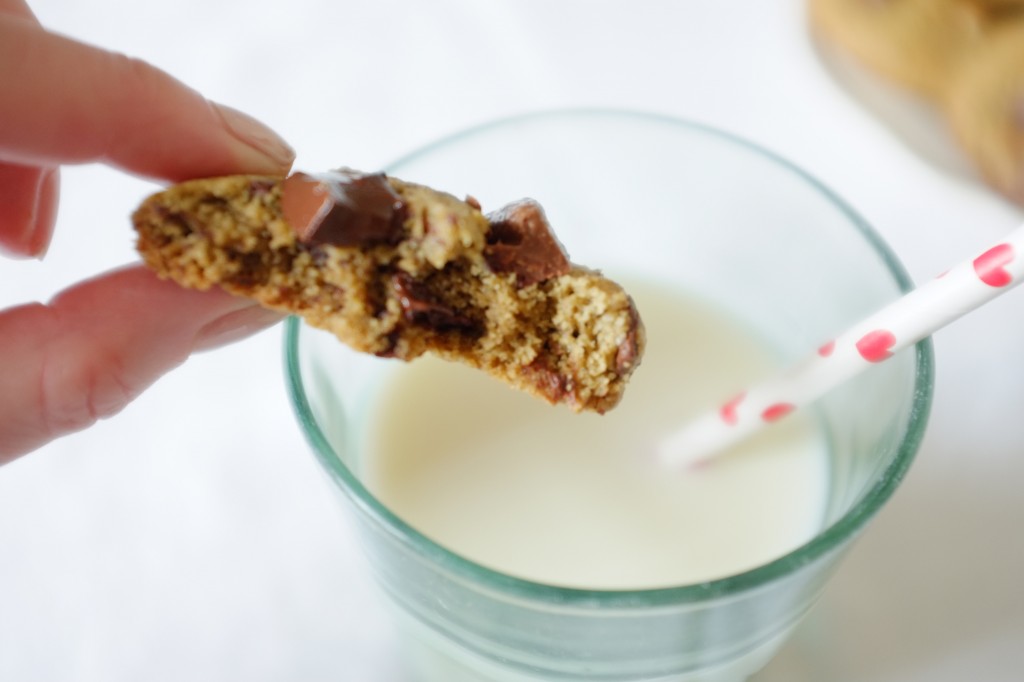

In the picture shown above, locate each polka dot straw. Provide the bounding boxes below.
[659,224,1024,470]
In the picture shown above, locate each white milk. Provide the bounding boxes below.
[363,284,829,589]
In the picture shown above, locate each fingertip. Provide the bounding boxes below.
[0,163,57,259]
[212,102,296,177]
[193,305,284,352]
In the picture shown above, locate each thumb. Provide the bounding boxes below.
[0,266,282,464]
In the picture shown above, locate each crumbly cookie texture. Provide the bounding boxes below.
[132,170,645,413]
[808,0,1024,206]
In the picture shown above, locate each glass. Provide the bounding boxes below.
[284,110,933,681]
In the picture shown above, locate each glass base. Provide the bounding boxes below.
[393,604,793,682]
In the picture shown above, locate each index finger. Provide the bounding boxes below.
[0,16,294,182]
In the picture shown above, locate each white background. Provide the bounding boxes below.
[2,1,1023,680]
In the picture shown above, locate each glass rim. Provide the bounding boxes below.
[283,108,935,608]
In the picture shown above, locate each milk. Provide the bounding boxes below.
[363,284,829,589]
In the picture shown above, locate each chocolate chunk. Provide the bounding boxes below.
[282,169,406,247]
[374,330,402,359]
[153,207,194,237]
[392,273,482,335]
[615,306,643,375]
[484,199,570,287]
[522,357,578,409]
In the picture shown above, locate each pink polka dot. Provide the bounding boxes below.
[761,403,794,422]
[720,393,744,426]
[973,243,1014,288]
[856,330,896,363]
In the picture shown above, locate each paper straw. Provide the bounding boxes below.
[658,223,1024,470]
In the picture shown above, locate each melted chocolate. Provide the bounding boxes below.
[392,273,482,336]
[484,199,570,287]
[281,170,406,247]
[522,357,578,409]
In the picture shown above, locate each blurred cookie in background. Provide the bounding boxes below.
[962,0,1024,18]
[808,0,988,99]
[808,0,1024,207]
[946,22,1024,205]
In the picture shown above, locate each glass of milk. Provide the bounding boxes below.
[284,110,933,681]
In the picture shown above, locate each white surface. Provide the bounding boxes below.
[1,1,1022,680]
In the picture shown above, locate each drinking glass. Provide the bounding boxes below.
[285,110,933,681]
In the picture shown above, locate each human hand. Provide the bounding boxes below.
[0,0,295,463]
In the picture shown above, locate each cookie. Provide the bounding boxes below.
[962,0,1024,18]
[946,22,1024,205]
[808,0,988,99]
[132,170,645,414]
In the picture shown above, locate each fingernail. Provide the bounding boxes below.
[193,304,285,352]
[28,168,59,260]
[0,167,58,261]
[213,103,296,173]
